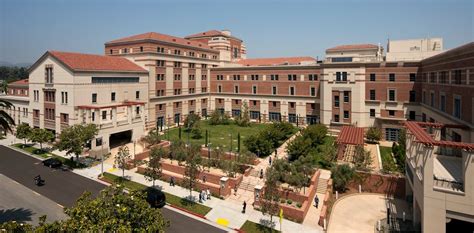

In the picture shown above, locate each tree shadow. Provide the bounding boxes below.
[258,218,276,231]
[0,208,34,223]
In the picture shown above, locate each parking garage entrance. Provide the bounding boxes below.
[109,130,132,149]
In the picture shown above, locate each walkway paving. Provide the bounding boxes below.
[365,144,381,172]
[328,193,411,233]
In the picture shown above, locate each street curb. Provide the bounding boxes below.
[167,203,207,219]
[4,144,47,161]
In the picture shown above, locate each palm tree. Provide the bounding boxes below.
[0,99,15,135]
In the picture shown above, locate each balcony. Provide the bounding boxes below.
[33,118,40,127]
[433,155,464,193]
[44,119,56,130]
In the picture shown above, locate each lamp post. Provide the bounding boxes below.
[101,141,106,175]
[229,133,233,156]
[208,143,212,172]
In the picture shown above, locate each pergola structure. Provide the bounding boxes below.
[336,126,365,162]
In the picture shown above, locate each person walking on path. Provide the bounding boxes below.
[242,201,247,213]
[201,190,206,202]
[314,195,319,208]
[170,177,175,186]
[206,189,211,200]
[268,156,272,165]
[259,169,264,179]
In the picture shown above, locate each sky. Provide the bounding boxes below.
[0,0,472,64]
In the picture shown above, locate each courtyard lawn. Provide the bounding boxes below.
[101,172,212,216]
[165,120,269,151]
[380,146,399,173]
[240,220,280,233]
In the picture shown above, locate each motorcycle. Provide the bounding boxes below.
[34,175,44,186]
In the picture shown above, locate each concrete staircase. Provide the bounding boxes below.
[239,181,255,192]
[316,177,329,194]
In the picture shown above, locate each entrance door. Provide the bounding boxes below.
[174,113,180,124]
[385,128,400,141]
[157,117,164,131]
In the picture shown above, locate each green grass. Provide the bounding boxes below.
[380,146,399,173]
[165,120,268,151]
[240,220,281,233]
[102,172,212,216]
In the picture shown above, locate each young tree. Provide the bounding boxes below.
[190,122,202,139]
[115,145,131,178]
[170,140,187,165]
[353,145,373,171]
[144,147,164,187]
[29,128,54,151]
[15,123,31,147]
[141,128,161,148]
[235,102,250,127]
[55,124,98,161]
[183,145,202,199]
[286,135,312,161]
[237,132,241,153]
[260,167,281,223]
[184,113,201,131]
[331,164,355,192]
[0,99,15,134]
[301,124,328,147]
[366,126,382,143]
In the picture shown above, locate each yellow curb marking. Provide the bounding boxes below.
[216,218,229,227]
[107,168,117,172]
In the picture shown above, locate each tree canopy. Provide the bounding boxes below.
[55,124,98,159]
[29,128,54,150]
[0,99,15,134]
[15,123,31,146]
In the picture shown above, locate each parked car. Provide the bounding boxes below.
[42,158,63,168]
[145,187,166,208]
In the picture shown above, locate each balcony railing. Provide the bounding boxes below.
[433,176,464,192]
[44,119,56,129]
[33,118,40,127]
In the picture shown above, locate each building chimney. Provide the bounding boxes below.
[221,29,231,36]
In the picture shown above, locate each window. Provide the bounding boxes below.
[111,92,116,102]
[409,111,416,120]
[156,74,165,81]
[440,94,446,112]
[288,74,297,81]
[102,111,107,120]
[233,75,241,81]
[140,46,143,52]
[122,48,128,54]
[388,90,396,101]
[92,93,97,103]
[389,73,395,82]
[342,72,347,81]
[370,73,376,81]
[430,92,435,107]
[289,86,295,96]
[252,85,257,94]
[454,96,461,119]
[34,90,39,102]
[270,74,279,81]
[189,74,195,81]
[109,49,113,54]
[370,109,375,117]
[251,75,259,81]
[136,106,140,115]
[310,87,316,96]
[410,73,416,82]
[202,64,208,69]
[189,88,195,94]
[388,110,395,117]
[188,52,195,57]
[91,112,95,121]
[334,96,340,107]
[344,111,349,119]
[218,85,222,93]
[174,89,181,95]
[157,47,165,53]
[201,53,207,59]
[250,111,260,120]
[136,91,140,99]
[343,91,349,102]
[189,63,195,68]
[234,85,239,93]
[174,74,181,81]
[216,75,224,80]
[289,102,295,108]
[308,74,318,81]
[61,91,68,104]
[174,49,181,55]
[272,86,277,95]
[201,87,207,93]
[439,71,447,83]
[156,60,165,67]
[156,90,165,96]
[430,72,436,83]
[174,62,181,68]
[334,114,340,122]
[92,77,140,83]
[453,70,462,84]
[332,57,352,62]
[409,91,416,102]
[202,75,207,80]
[370,90,376,100]
[45,65,53,83]
[336,72,341,81]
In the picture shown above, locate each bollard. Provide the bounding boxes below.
[323,219,327,230]
[403,212,406,222]
[336,191,338,199]
[377,220,381,231]
[359,184,361,193]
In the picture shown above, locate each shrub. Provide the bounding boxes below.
[244,134,273,157]
[280,199,285,204]
[209,111,230,125]
[296,202,302,208]
[183,113,201,131]
[301,124,328,147]
[331,164,355,192]
[286,199,292,205]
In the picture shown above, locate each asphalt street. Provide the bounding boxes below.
[0,173,67,225]
[0,145,227,233]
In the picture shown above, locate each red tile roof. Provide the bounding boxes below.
[326,44,379,52]
[236,57,316,66]
[48,51,147,73]
[185,30,242,41]
[405,121,474,151]
[106,32,214,51]
[8,79,29,86]
[336,126,365,145]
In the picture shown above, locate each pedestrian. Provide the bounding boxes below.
[314,195,319,208]
[199,191,203,203]
[203,175,207,183]
[242,201,247,213]
[259,169,264,179]
[268,156,272,165]
[201,190,206,202]
[207,188,211,200]
[234,184,238,196]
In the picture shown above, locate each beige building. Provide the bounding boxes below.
[27,51,149,153]
[386,38,444,62]
[325,44,384,63]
